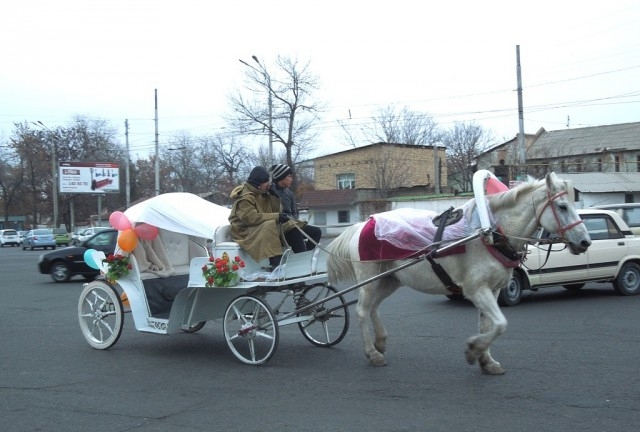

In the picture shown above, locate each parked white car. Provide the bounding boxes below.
[500,209,640,306]
[591,203,640,236]
[74,227,111,245]
[0,229,21,247]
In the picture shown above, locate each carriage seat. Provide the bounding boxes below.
[214,224,235,245]
[160,230,209,275]
[135,229,209,280]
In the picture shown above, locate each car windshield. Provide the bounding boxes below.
[3,230,17,236]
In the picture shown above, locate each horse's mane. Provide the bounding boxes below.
[487,176,543,210]
[487,174,574,211]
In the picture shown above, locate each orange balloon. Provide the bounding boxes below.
[118,229,138,252]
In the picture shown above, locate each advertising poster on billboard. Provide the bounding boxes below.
[59,162,120,194]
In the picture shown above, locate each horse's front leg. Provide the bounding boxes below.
[465,287,507,375]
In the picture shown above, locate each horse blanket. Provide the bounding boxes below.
[358,203,481,261]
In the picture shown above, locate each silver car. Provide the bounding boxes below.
[22,229,57,250]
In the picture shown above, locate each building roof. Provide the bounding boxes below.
[299,189,358,208]
[313,142,441,160]
[559,172,640,193]
[528,122,640,159]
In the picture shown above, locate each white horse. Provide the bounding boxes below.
[326,172,591,375]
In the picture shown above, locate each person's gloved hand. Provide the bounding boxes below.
[278,213,289,224]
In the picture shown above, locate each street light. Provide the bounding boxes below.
[33,121,59,227]
[239,56,273,165]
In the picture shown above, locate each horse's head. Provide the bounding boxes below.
[536,172,591,255]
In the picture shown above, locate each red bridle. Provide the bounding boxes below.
[535,190,584,239]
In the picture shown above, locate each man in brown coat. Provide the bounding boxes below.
[228,166,288,268]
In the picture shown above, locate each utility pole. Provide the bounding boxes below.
[125,119,131,208]
[516,45,526,178]
[154,89,159,196]
[34,121,59,227]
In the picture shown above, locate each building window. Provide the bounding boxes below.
[338,210,350,223]
[637,155,640,172]
[337,173,355,189]
[615,155,620,172]
[597,158,602,172]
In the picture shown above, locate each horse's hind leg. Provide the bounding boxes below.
[356,279,399,367]
[465,288,507,375]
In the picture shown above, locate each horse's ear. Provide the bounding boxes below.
[545,172,558,190]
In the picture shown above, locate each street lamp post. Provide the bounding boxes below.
[239,56,273,165]
[34,121,59,227]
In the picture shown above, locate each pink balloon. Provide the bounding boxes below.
[134,223,159,241]
[109,211,132,231]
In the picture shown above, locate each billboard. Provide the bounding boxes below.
[59,161,120,194]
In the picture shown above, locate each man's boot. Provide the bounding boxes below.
[269,255,282,269]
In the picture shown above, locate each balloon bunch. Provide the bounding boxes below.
[108,211,159,252]
[84,211,159,272]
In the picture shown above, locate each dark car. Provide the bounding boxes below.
[37,229,118,282]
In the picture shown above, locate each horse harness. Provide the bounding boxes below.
[427,207,525,295]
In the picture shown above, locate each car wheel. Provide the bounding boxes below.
[613,262,640,296]
[563,283,585,291]
[499,271,525,307]
[51,261,71,283]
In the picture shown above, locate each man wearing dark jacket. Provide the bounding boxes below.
[269,164,322,253]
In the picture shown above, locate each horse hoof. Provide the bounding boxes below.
[369,354,388,367]
[481,363,505,375]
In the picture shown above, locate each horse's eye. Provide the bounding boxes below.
[558,204,568,211]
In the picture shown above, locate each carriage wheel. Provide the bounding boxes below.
[181,321,206,333]
[297,284,350,347]
[78,281,124,349]
[223,295,279,365]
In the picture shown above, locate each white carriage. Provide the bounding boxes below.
[77,193,350,365]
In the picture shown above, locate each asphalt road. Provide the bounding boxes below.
[1,245,639,432]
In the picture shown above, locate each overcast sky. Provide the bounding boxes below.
[1,0,639,160]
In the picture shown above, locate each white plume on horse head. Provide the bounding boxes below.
[326,171,591,375]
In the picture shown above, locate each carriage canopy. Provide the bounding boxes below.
[123,192,231,239]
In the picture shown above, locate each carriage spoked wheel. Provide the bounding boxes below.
[223,295,279,365]
[78,281,124,349]
[296,284,350,347]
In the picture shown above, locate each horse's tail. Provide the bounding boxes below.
[326,223,362,285]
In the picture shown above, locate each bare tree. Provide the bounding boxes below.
[227,55,324,173]
[196,134,253,205]
[339,105,441,147]
[444,121,494,192]
[360,144,410,198]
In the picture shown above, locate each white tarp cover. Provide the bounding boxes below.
[123,192,230,239]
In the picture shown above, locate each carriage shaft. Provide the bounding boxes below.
[278,230,485,321]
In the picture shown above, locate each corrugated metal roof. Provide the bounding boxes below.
[559,172,640,193]
[528,122,640,159]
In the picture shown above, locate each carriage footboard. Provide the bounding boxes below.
[143,274,190,317]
